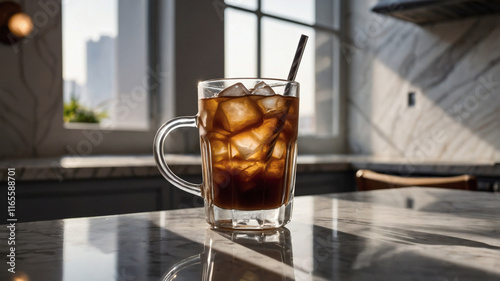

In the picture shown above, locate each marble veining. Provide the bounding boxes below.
[0,0,62,158]
[347,0,500,163]
[1,187,499,281]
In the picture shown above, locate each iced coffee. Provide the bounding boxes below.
[199,81,299,210]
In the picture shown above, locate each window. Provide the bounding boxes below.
[48,0,172,157]
[1,0,343,159]
[55,0,221,157]
[224,0,342,139]
[62,0,149,130]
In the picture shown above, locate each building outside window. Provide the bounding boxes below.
[62,0,148,130]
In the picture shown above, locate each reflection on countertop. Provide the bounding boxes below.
[161,228,295,281]
[2,188,499,281]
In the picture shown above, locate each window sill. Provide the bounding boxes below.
[63,122,150,132]
[0,154,498,182]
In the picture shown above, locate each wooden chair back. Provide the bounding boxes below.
[355,169,477,191]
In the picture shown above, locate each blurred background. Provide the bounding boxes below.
[0,0,499,222]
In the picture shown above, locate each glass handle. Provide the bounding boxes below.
[153,116,202,197]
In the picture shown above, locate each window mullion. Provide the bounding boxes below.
[148,0,160,127]
[257,0,262,77]
[224,4,340,35]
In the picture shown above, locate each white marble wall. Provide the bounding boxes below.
[347,0,500,163]
[0,0,63,158]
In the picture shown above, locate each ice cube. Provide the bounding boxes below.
[251,81,276,96]
[256,96,286,116]
[213,162,231,190]
[230,131,263,160]
[207,131,228,140]
[199,98,219,133]
[252,118,278,141]
[218,82,250,97]
[266,160,285,178]
[230,144,239,158]
[249,95,263,102]
[240,162,264,192]
[271,137,287,159]
[228,160,253,174]
[230,118,278,160]
[240,162,263,180]
[282,118,299,138]
[283,120,293,135]
[214,97,262,133]
[211,140,229,163]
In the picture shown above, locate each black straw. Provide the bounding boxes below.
[287,34,308,81]
[266,34,308,161]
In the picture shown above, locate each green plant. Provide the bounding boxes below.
[63,96,107,123]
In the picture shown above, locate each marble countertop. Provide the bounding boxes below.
[2,187,499,280]
[0,154,498,182]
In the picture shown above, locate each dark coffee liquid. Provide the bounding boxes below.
[199,95,299,210]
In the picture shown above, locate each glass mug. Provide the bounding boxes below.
[154,78,299,229]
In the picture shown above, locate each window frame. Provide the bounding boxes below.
[1,0,345,159]
[223,0,348,154]
[57,0,348,157]
[58,0,224,157]
[54,0,167,157]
